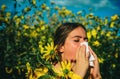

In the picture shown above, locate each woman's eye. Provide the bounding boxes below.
[74,40,79,42]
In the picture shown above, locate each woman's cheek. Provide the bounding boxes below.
[70,43,79,59]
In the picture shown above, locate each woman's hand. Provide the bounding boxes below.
[72,45,90,78]
[89,46,102,79]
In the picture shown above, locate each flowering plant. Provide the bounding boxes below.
[0,0,120,79]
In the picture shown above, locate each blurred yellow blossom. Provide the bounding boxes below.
[20,15,24,19]
[111,14,119,21]
[5,67,13,74]
[98,58,104,63]
[32,0,36,5]
[23,25,29,29]
[39,44,44,53]
[88,13,94,19]
[110,22,115,28]
[5,17,9,23]
[26,62,32,75]
[112,64,116,68]
[97,26,100,31]
[26,62,48,79]
[106,32,111,37]
[16,18,21,25]
[77,11,82,15]
[54,6,59,10]
[6,12,11,17]
[33,67,48,79]
[89,20,93,25]
[30,31,38,38]
[24,7,31,12]
[17,31,21,37]
[93,41,100,46]
[104,18,108,25]
[91,29,97,38]
[40,26,45,31]
[41,3,47,10]
[13,15,18,20]
[1,4,6,10]
[64,9,72,16]
[39,20,45,25]
[87,31,91,40]
[24,32,29,37]
[115,53,118,58]
[101,30,105,35]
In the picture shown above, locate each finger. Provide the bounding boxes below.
[76,45,86,62]
[80,45,86,59]
[86,50,90,61]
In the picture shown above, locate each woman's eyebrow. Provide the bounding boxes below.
[72,35,82,38]
[72,35,88,39]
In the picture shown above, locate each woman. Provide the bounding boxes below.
[54,22,101,79]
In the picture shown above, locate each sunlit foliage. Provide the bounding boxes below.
[0,0,120,79]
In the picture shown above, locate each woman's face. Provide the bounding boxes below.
[60,27,87,61]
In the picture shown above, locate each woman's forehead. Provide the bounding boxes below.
[68,27,87,37]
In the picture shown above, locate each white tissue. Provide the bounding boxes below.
[81,42,95,66]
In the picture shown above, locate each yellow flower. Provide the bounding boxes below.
[23,25,29,29]
[61,61,71,71]
[40,26,45,31]
[54,6,59,10]
[87,31,91,40]
[115,53,118,58]
[91,29,97,38]
[20,15,24,19]
[41,3,47,10]
[1,4,6,10]
[26,62,32,74]
[54,61,72,78]
[111,14,119,21]
[112,64,116,68]
[32,0,36,5]
[39,20,45,25]
[106,32,111,37]
[17,31,21,36]
[88,20,93,25]
[24,7,31,12]
[110,22,114,28]
[77,11,82,15]
[89,13,94,19]
[13,15,18,20]
[16,18,21,25]
[26,62,48,79]
[98,58,104,63]
[39,44,44,53]
[101,30,105,35]
[97,26,101,31]
[30,31,38,38]
[5,67,13,73]
[93,41,100,46]
[34,67,48,79]
[69,72,82,79]
[104,19,108,25]
[43,42,56,60]
[64,9,72,16]
[6,12,11,17]
[26,62,33,79]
